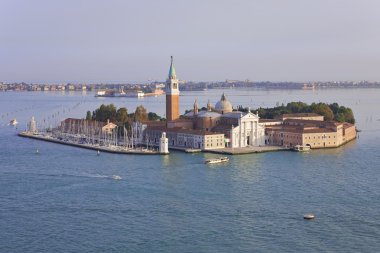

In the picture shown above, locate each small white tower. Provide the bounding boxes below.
[28,116,37,133]
[159,132,169,154]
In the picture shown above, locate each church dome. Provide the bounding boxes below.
[215,93,233,114]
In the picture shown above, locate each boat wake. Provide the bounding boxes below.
[78,173,122,180]
[1,171,122,180]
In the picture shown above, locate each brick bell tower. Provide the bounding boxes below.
[166,56,180,123]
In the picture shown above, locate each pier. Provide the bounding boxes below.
[206,146,289,155]
[18,132,166,155]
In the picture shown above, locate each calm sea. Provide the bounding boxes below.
[0,88,379,252]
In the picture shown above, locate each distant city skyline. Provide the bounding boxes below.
[1,0,380,83]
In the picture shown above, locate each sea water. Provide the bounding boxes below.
[0,89,379,252]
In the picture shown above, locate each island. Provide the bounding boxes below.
[19,57,357,155]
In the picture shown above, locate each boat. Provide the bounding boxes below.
[205,156,229,164]
[9,119,18,126]
[293,145,310,152]
[112,175,122,180]
[97,150,100,156]
[303,213,315,220]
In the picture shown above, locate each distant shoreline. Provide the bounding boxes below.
[2,80,380,92]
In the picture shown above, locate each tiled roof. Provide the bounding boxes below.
[282,113,322,117]
[221,111,244,118]
[259,119,282,122]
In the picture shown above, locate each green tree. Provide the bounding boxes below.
[286,102,309,113]
[329,103,340,115]
[92,104,117,122]
[257,102,355,123]
[116,107,128,124]
[134,105,148,122]
[148,112,162,121]
[336,106,355,124]
[86,111,92,120]
[310,103,334,121]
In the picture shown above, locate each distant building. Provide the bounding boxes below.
[67,85,75,91]
[102,120,117,135]
[264,117,356,148]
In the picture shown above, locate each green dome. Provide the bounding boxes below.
[168,56,176,79]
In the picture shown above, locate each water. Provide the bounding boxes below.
[1,89,380,252]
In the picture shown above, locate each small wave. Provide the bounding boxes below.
[83,174,109,178]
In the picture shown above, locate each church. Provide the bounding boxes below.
[136,57,266,150]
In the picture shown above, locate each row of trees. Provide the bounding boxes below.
[239,102,355,123]
[85,104,163,125]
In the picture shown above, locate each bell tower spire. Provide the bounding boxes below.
[168,56,176,79]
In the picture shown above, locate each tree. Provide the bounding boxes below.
[92,104,117,122]
[329,103,340,115]
[116,107,128,124]
[148,112,162,121]
[336,106,355,124]
[256,102,354,123]
[286,102,309,113]
[134,105,148,122]
[310,103,334,121]
[86,111,92,120]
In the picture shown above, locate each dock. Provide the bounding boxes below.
[18,132,166,155]
[205,146,289,155]
[167,144,288,155]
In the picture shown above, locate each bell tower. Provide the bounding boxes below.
[166,56,180,122]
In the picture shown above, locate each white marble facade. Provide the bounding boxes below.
[228,112,265,148]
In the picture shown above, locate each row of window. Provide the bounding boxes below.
[305,135,335,139]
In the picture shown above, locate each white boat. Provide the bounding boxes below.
[205,156,229,164]
[112,175,122,180]
[9,119,18,126]
[124,90,145,97]
[293,145,310,152]
[304,213,315,220]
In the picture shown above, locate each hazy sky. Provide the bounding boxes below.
[1,0,380,83]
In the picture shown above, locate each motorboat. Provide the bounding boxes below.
[293,145,310,152]
[9,119,18,126]
[112,175,122,180]
[303,213,315,220]
[205,156,229,164]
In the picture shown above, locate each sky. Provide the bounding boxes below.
[1,0,380,83]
